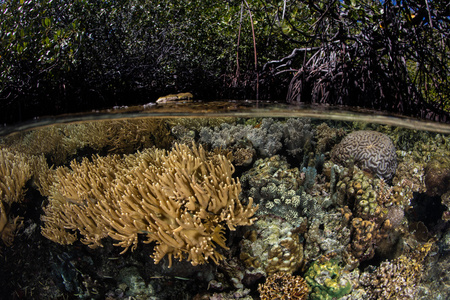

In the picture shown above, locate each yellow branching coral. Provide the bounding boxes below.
[41,143,258,267]
[0,148,33,246]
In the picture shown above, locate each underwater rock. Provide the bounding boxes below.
[229,146,256,167]
[424,156,450,197]
[331,130,397,180]
[393,154,426,193]
[118,266,155,298]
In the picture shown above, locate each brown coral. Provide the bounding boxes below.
[258,272,309,300]
[2,119,173,166]
[424,156,450,197]
[315,122,345,153]
[0,148,32,246]
[331,130,397,180]
[41,143,258,267]
[349,218,377,260]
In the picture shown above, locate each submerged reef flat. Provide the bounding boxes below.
[0,117,450,299]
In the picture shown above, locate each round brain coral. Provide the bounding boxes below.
[331,130,397,180]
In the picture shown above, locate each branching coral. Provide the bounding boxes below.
[41,143,258,267]
[258,272,309,300]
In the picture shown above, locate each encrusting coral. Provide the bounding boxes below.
[41,143,258,267]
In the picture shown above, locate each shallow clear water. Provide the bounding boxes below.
[1,101,449,299]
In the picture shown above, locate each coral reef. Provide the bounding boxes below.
[2,119,173,166]
[315,122,346,154]
[359,243,432,299]
[303,211,352,262]
[305,259,352,300]
[0,148,32,204]
[424,155,450,197]
[333,166,409,262]
[199,118,314,159]
[239,155,327,226]
[1,116,449,300]
[240,216,304,275]
[258,272,309,300]
[331,130,397,180]
[41,143,258,267]
[0,148,33,246]
[101,119,173,153]
[240,155,305,224]
[282,118,315,159]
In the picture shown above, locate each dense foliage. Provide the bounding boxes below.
[267,0,450,121]
[1,0,449,124]
[0,0,295,123]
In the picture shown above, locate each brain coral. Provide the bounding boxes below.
[331,130,397,180]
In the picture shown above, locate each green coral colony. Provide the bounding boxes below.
[1,117,449,299]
